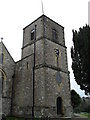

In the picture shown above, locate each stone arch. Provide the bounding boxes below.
[0,53,4,64]
[0,68,7,80]
[57,97,62,115]
[0,68,7,96]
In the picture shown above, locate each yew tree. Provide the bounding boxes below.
[71,25,90,95]
[71,90,81,109]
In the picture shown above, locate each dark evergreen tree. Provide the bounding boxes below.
[71,25,90,95]
[71,90,81,109]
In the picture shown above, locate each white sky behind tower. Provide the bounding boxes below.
[88,1,90,25]
[0,0,89,97]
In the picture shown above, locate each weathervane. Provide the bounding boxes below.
[41,0,44,15]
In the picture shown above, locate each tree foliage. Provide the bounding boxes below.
[71,90,81,109]
[71,25,90,95]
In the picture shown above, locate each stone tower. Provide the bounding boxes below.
[12,15,73,118]
[0,15,73,118]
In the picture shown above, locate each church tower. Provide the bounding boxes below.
[12,15,73,118]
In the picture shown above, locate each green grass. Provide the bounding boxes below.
[6,117,24,120]
[81,113,90,119]
[6,117,40,120]
[5,114,90,119]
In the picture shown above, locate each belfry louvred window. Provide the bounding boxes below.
[52,29,57,40]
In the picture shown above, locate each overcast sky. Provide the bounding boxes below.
[0,0,89,97]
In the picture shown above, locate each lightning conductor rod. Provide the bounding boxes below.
[41,0,44,15]
[32,25,36,120]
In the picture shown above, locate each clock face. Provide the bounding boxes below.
[56,72,62,84]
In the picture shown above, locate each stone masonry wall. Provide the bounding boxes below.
[44,39,68,72]
[44,16,65,46]
[12,55,33,117]
[0,42,15,116]
[22,16,44,58]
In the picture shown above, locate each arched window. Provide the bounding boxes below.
[0,69,7,97]
[0,71,3,95]
[52,29,58,41]
[0,53,4,64]
[57,97,62,115]
[31,29,35,40]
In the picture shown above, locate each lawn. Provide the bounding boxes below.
[6,117,24,120]
[80,113,90,119]
[6,117,40,120]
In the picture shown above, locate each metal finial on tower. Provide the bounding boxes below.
[41,0,44,15]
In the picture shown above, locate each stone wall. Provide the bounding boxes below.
[43,15,65,46]
[12,55,33,117]
[22,16,44,58]
[44,39,68,72]
[0,42,15,116]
